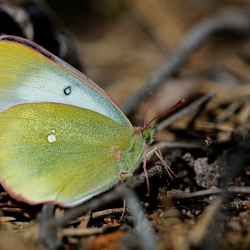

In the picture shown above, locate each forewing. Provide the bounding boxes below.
[0,35,131,127]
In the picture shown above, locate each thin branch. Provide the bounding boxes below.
[122,7,250,115]
[38,204,63,250]
[152,140,204,151]
[171,186,250,200]
[156,91,215,132]
[120,187,156,250]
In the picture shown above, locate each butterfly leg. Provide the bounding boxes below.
[146,146,177,179]
[143,146,151,195]
[154,148,178,179]
[119,171,127,221]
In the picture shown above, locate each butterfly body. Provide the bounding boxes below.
[0,36,155,207]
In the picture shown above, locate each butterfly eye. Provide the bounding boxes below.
[143,129,151,141]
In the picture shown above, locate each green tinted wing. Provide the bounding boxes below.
[0,103,133,206]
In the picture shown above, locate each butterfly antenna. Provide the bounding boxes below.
[145,99,185,128]
[143,94,153,128]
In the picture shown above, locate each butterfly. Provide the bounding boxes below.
[0,35,157,207]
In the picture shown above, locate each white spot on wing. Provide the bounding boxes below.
[47,129,57,143]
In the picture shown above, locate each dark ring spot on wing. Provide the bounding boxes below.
[63,86,71,96]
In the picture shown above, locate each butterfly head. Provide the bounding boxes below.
[134,126,156,146]
[142,127,156,145]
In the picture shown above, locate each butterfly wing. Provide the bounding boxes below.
[0,102,135,207]
[0,35,131,127]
